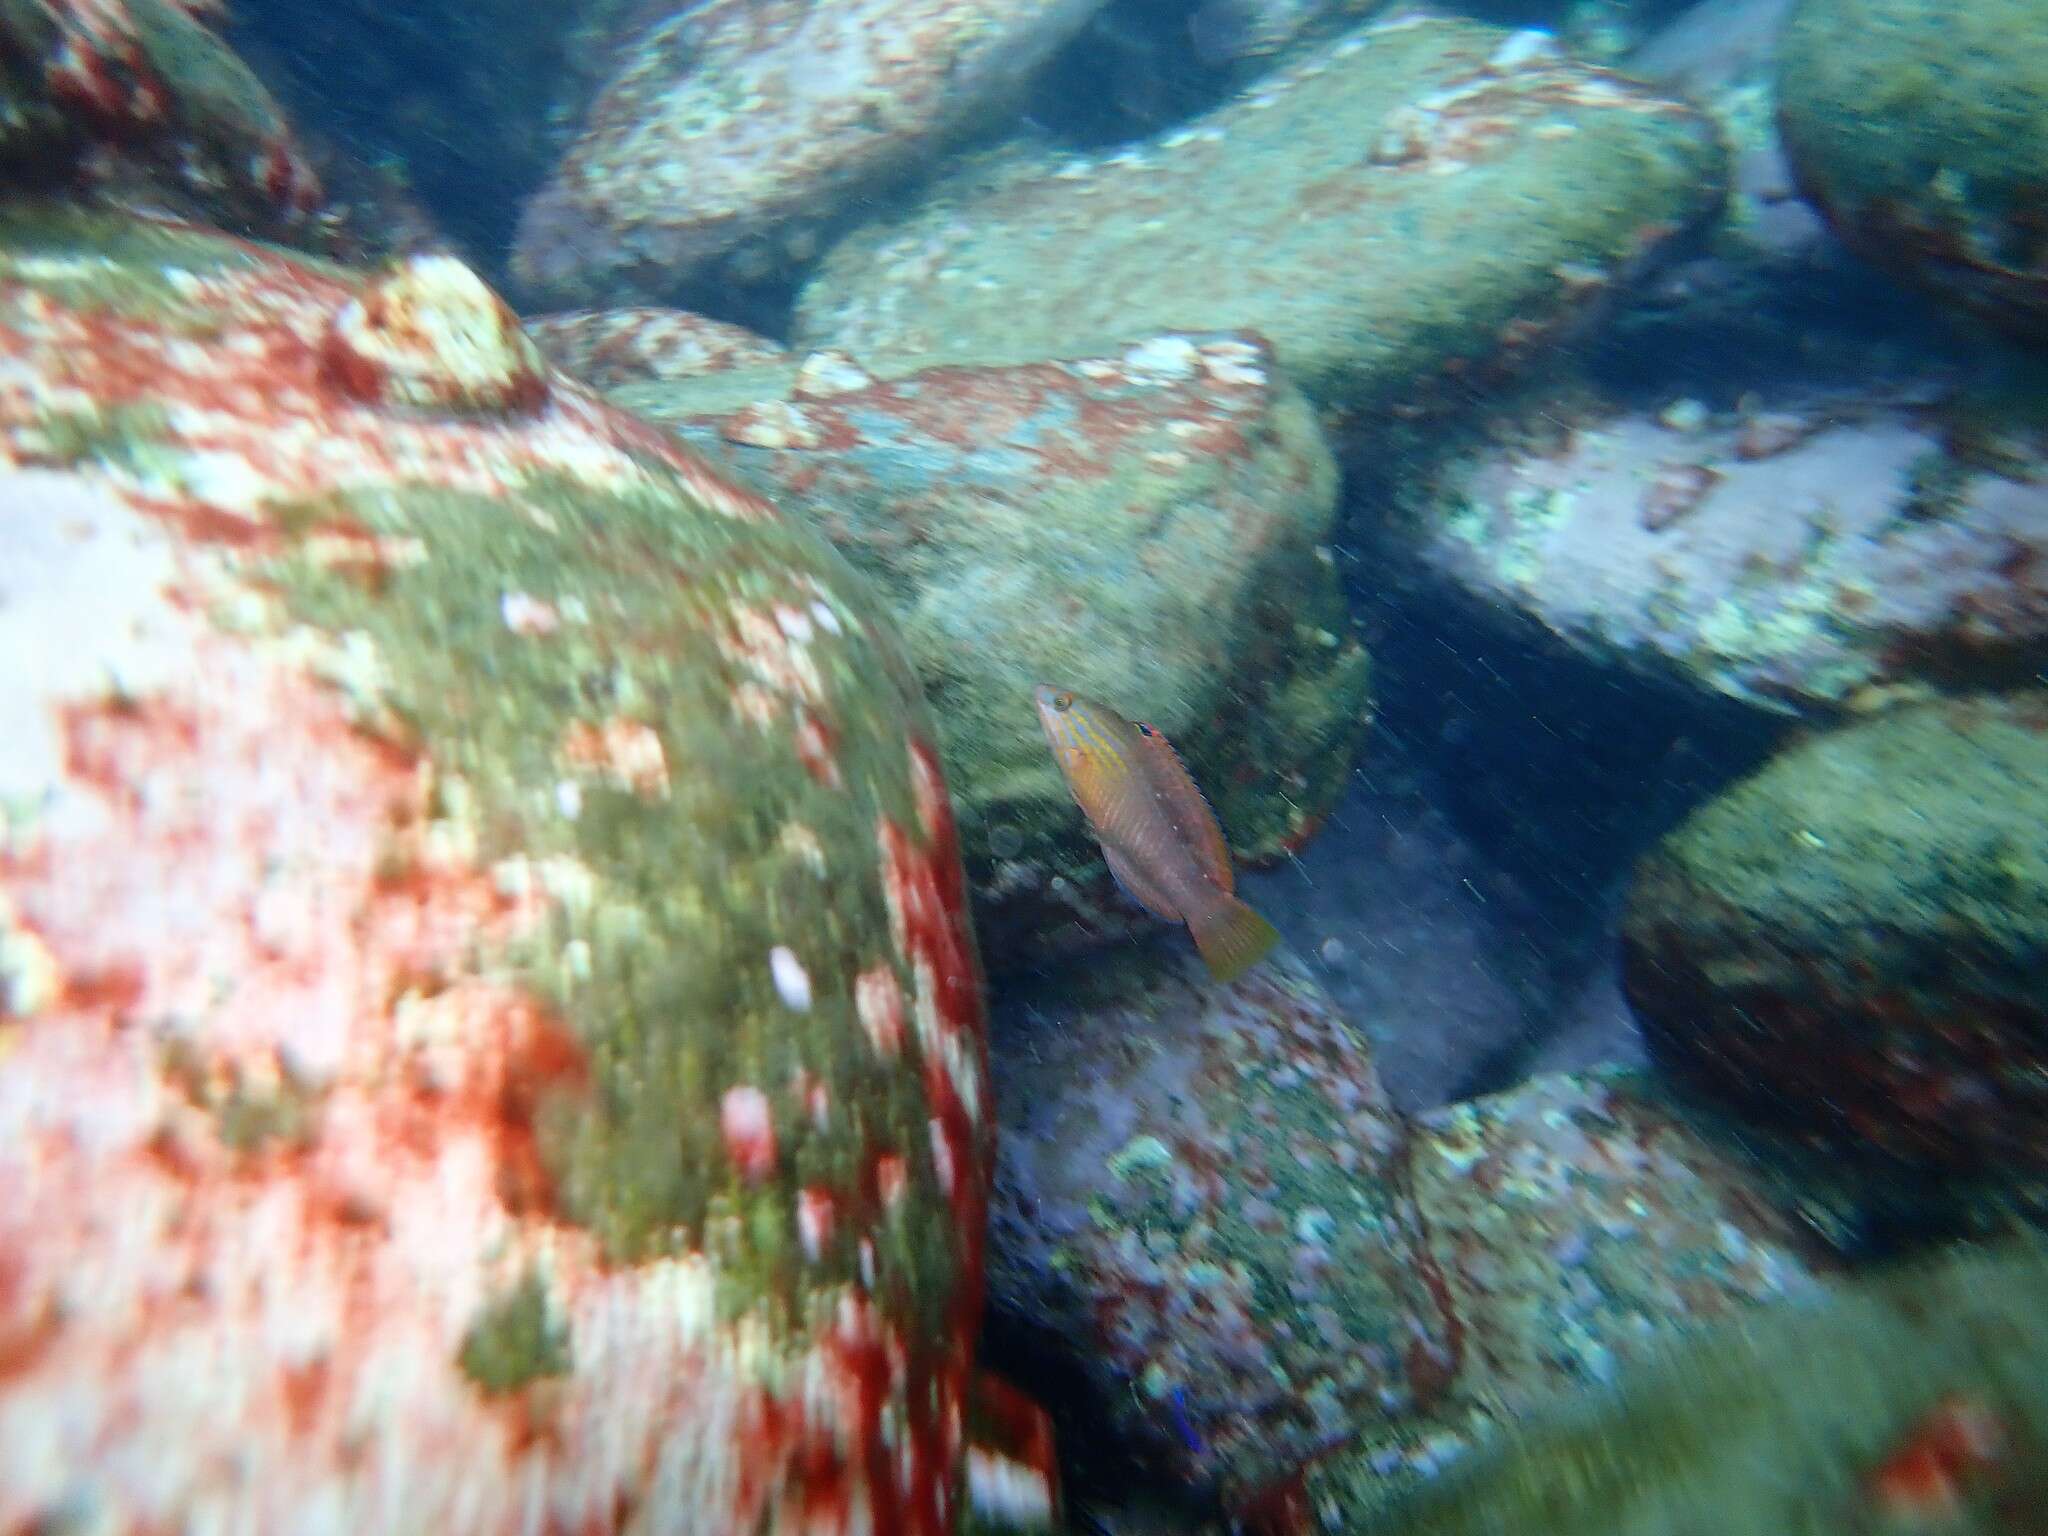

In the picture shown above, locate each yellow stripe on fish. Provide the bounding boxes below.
[1033,684,1279,983]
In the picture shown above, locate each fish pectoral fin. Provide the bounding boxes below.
[1102,843,1181,922]
[1187,894,1280,984]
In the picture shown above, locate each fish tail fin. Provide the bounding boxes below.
[1187,893,1280,983]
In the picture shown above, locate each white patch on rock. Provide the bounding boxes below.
[0,471,207,810]
[769,945,813,1012]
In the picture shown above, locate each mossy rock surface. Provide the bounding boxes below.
[0,207,992,1533]
[613,331,1367,968]
[1777,0,2048,340]
[1316,1239,2048,1534]
[1622,694,2048,1172]
[796,14,1726,437]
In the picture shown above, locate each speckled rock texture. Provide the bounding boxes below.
[525,306,789,390]
[1312,1239,2048,1535]
[1371,1071,1821,1473]
[606,331,1370,971]
[1623,695,2048,1174]
[795,14,1727,440]
[0,0,319,234]
[986,945,1451,1508]
[0,209,1003,1534]
[512,0,1110,305]
[986,952,1818,1522]
[1777,0,2048,342]
[1402,378,2048,715]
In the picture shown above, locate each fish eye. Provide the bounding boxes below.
[1053,693,1072,712]
[1137,723,1154,737]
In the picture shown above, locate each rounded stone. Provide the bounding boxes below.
[1621,695,2048,1172]
[322,253,550,416]
[1777,0,2048,340]
[0,208,991,1535]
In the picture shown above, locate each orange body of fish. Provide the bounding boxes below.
[1033,685,1280,982]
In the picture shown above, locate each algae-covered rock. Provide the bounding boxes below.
[1409,1069,1821,1412]
[1777,0,2048,341]
[1622,695,2048,1173]
[1321,1068,1821,1504]
[986,945,1450,1505]
[1403,378,2048,716]
[611,331,1369,969]
[0,0,319,233]
[796,14,1726,440]
[526,305,790,389]
[1314,1239,2048,1534]
[0,208,989,1534]
[512,0,1111,305]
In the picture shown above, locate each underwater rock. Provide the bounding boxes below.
[986,945,1450,1508]
[1777,0,2048,342]
[0,209,994,1534]
[1403,379,2048,716]
[1310,1237,2048,1533]
[525,306,789,390]
[0,0,319,234]
[512,0,1112,306]
[224,0,624,268]
[610,331,1370,972]
[1401,1069,1819,1426]
[796,14,1725,445]
[1622,695,2048,1174]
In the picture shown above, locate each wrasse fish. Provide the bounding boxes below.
[1033,685,1279,982]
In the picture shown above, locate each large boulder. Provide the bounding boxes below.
[1777,0,2048,342]
[795,14,1727,442]
[0,210,996,1533]
[605,330,1369,969]
[512,0,1111,306]
[1623,695,2048,1173]
[986,945,1451,1507]
[1398,378,2048,716]
[0,0,319,233]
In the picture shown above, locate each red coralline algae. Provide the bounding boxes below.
[720,1086,779,1184]
[16,0,321,228]
[0,215,1001,1535]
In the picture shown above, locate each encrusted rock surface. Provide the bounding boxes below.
[796,14,1726,437]
[1777,0,2048,341]
[0,208,1000,1534]
[526,305,789,390]
[986,954,1814,1520]
[1313,1239,2048,1534]
[0,0,320,233]
[987,945,1449,1506]
[1400,378,2048,715]
[609,330,1370,970]
[512,0,1110,305]
[1623,694,2048,1174]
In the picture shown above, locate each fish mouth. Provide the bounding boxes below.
[1031,683,1060,711]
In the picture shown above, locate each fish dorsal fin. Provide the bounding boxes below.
[1102,842,1183,922]
[1131,722,1233,894]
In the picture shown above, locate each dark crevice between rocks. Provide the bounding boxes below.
[977,1301,1224,1533]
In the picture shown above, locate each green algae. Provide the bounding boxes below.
[0,204,344,328]
[459,1269,573,1394]
[159,1038,321,1156]
[1778,0,2048,335]
[260,468,963,1334]
[1316,1239,2048,1534]
[23,402,174,478]
[797,17,1726,424]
